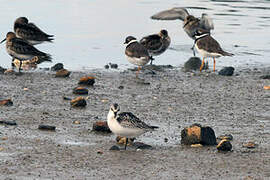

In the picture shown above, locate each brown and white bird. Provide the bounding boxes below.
[14,17,54,45]
[140,29,171,65]
[1,32,52,72]
[194,29,233,72]
[124,36,151,78]
[151,7,214,56]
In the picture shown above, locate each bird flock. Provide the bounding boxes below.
[1,8,234,150]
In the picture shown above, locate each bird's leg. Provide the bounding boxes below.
[124,138,128,150]
[199,58,205,72]
[11,58,15,70]
[213,58,216,72]
[136,66,141,78]
[18,60,22,73]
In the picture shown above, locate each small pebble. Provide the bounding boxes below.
[242,142,257,149]
[109,145,120,151]
[104,64,109,69]
[164,138,168,143]
[118,86,124,90]
[51,63,64,71]
[191,144,203,148]
[109,63,118,69]
[97,150,103,154]
[259,75,270,79]
[38,125,56,131]
[92,121,111,133]
[218,67,235,76]
[73,120,80,124]
[0,120,17,126]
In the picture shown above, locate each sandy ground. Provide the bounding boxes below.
[0,66,270,180]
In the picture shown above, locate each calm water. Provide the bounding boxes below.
[0,0,270,70]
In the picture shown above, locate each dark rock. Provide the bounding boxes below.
[104,64,109,69]
[259,75,270,79]
[164,138,168,143]
[118,86,124,90]
[109,145,120,151]
[78,76,95,86]
[0,120,17,126]
[63,96,72,100]
[55,69,71,78]
[133,142,152,149]
[0,66,7,74]
[218,67,235,76]
[181,123,217,145]
[70,97,87,107]
[184,57,208,71]
[51,63,64,71]
[92,121,111,133]
[109,63,118,69]
[217,139,232,152]
[73,87,88,95]
[217,134,233,141]
[38,125,56,131]
[0,99,13,106]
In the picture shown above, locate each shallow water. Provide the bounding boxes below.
[0,0,270,70]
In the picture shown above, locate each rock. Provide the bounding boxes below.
[78,76,95,86]
[63,96,72,100]
[217,134,233,141]
[104,64,109,69]
[0,120,17,126]
[184,57,208,71]
[217,139,232,151]
[55,69,71,78]
[73,87,88,95]
[118,86,124,90]
[0,99,13,106]
[132,142,152,149]
[51,63,64,71]
[0,66,7,74]
[92,121,111,133]
[218,67,235,76]
[73,120,80,124]
[260,75,270,79]
[109,145,120,151]
[164,138,168,143]
[38,125,56,131]
[242,142,258,149]
[109,63,118,69]
[116,136,135,145]
[70,97,87,107]
[181,123,217,145]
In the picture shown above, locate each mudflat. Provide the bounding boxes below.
[0,66,269,179]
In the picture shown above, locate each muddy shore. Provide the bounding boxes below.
[0,66,269,179]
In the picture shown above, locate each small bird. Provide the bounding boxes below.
[1,32,52,72]
[151,7,214,56]
[107,103,158,150]
[14,17,54,45]
[124,36,151,78]
[194,29,234,72]
[140,29,171,65]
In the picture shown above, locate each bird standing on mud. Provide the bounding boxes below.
[140,29,171,65]
[194,29,234,72]
[124,36,151,78]
[107,103,158,150]
[151,7,214,56]
[14,17,54,45]
[1,32,52,72]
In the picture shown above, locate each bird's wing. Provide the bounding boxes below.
[117,112,154,130]
[10,38,45,56]
[125,42,149,58]
[151,7,189,21]
[200,13,214,30]
[140,34,163,51]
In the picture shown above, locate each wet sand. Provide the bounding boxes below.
[0,66,270,179]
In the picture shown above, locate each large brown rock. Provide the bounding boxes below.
[92,121,111,133]
[181,124,217,145]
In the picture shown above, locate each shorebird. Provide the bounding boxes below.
[124,36,151,78]
[151,7,214,56]
[1,32,52,72]
[107,103,158,150]
[194,29,234,72]
[14,17,54,45]
[140,29,171,65]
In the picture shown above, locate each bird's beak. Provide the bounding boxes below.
[0,38,6,44]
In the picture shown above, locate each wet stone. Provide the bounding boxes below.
[217,139,232,152]
[0,99,13,106]
[70,97,87,107]
[51,63,64,71]
[0,120,17,126]
[73,87,88,95]
[78,76,95,86]
[259,75,270,79]
[184,57,208,72]
[92,121,111,133]
[55,69,71,78]
[181,123,217,145]
[133,142,152,150]
[218,67,235,76]
[109,145,120,151]
[38,125,56,131]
